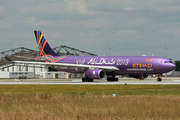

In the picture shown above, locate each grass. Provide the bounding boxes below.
[0,94,180,120]
[0,85,180,119]
[0,85,180,95]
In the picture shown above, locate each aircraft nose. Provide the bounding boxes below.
[171,63,176,70]
[167,63,176,71]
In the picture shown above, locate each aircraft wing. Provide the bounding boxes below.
[13,61,119,71]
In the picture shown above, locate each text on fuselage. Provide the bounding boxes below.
[132,63,152,68]
[84,58,129,65]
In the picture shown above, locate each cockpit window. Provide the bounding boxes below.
[164,61,172,63]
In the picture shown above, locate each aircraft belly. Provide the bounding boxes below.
[54,68,85,74]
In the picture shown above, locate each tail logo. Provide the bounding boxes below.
[35,31,47,56]
[36,55,67,63]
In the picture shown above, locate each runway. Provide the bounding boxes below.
[0,77,180,85]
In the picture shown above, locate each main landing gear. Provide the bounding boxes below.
[107,76,119,82]
[82,77,94,82]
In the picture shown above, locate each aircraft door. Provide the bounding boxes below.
[153,59,159,67]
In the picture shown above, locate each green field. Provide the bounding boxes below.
[1,84,180,95]
[0,85,180,120]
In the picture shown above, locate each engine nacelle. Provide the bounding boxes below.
[129,74,148,80]
[85,69,106,79]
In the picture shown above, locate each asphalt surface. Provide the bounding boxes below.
[0,77,180,85]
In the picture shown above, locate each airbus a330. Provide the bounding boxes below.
[15,31,176,82]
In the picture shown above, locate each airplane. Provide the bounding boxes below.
[14,30,176,82]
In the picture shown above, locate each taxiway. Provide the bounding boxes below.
[0,77,180,85]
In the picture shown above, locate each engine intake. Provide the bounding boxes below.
[85,69,106,79]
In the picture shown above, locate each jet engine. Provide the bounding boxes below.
[128,74,148,80]
[85,69,106,79]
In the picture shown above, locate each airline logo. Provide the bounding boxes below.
[132,63,152,68]
[92,70,98,78]
[93,71,96,75]
[128,63,153,71]
[36,55,66,63]
[35,31,47,56]
[145,58,154,62]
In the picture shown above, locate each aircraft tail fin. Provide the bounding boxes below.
[34,30,59,56]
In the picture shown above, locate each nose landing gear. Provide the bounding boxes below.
[157,77,162,82]
[157,74,162,82]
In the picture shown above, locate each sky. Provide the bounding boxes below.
[0,0,180,60]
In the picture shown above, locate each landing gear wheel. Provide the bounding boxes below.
[107,77,119,82]
[82,77,86,82]
[82,78,94,82]
[86,78,90,82]
[157,77,162,82]
[90,78,93,82]
[107,78,111,82]
[115,78,118,82]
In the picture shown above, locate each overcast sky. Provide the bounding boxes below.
[0,0,180,60]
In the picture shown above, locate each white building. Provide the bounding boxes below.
[0,63,83,79]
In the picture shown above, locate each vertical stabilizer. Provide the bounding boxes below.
[34,30,59,56]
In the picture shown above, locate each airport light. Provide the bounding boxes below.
[165,44,169,77]
[109,47,113,55]
[165,44,169,58]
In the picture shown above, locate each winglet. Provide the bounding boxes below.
[34,30,59,56]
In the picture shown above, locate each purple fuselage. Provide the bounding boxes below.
[47,55,176,75]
